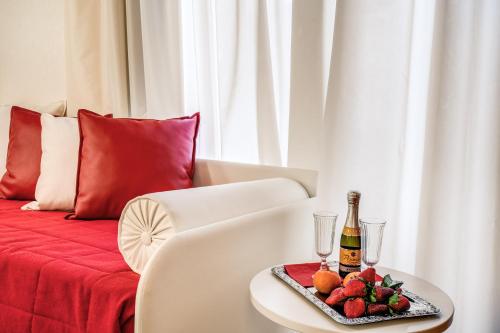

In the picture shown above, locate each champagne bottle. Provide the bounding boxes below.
[339,191,361,278]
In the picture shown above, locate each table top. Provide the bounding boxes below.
[250,265,454,333]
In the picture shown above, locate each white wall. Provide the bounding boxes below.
[0,0,65,106]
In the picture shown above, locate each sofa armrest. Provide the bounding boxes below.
[135,199,314,333]
[194,159,318,197]
[119,178,309,273]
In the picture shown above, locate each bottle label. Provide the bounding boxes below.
[339,247,361,267]
[342,227,360,236]
[339,263,361,273]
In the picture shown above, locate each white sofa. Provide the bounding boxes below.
[127,159,317,333]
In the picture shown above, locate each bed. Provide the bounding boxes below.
[0,199,138,333]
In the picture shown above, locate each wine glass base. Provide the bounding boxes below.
[325,260,339,272]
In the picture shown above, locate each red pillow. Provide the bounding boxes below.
[0,107,43,199]
[69,109,200,220]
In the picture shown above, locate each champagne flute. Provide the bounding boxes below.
[313,211,338,271]
[359,218,386,267]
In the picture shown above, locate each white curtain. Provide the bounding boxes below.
[318,1,500,332]
[127,0,288,164]
[122,0,500,331]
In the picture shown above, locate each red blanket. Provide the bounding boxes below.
[0,200,139,333]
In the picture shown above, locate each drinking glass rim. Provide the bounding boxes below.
[313,211,338,218]
[360,218,386,225]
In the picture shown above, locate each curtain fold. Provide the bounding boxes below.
[64,0,129,117]
[125,0,146,118]
[414,1,500,331]
[317,0,413,263]
[139,0,184,119]
[256,0,282,165]
[287,0,333,170]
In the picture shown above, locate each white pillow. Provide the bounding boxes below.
[0,101,66,176]
[30,114,80,211]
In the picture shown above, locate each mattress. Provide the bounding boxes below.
[0,199,139,333]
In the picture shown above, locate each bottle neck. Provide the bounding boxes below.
[345,203,359,228]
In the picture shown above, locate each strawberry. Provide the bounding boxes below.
[358,267,376,284]
[343,279,367,297]
[325,287,347,306]
[373,286,394,302]
[367,303,388,316]
[388,294,411,312]
[334,300,346,309]
[344,298,365,318]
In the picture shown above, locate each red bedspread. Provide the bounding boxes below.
[0,200,139,333]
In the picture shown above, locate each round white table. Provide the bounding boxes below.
[250,266,454,333]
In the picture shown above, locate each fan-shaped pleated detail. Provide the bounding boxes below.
[118,198,176,273]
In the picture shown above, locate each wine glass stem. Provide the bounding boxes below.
[320,257,328,270]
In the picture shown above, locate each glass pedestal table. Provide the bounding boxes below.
[250,265,454,333]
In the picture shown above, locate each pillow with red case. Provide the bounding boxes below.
[0,107,45,199]
[69,109,200,220]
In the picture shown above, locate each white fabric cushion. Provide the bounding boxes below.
[118,177,309,273]
[30,114,80,211]
[0,101,66,176]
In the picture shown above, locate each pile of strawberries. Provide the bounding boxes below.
[324,268,411,319]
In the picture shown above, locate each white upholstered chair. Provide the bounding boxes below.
[122,159,317,333]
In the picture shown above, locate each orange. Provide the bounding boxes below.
[312,270,342,294]
[342,271,360,287]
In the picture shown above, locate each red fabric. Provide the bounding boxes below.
[0,199,139,333]
[70,109,200,220]
[0,107,42,200]
[284,262,383,287]
[284,262,320,287]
